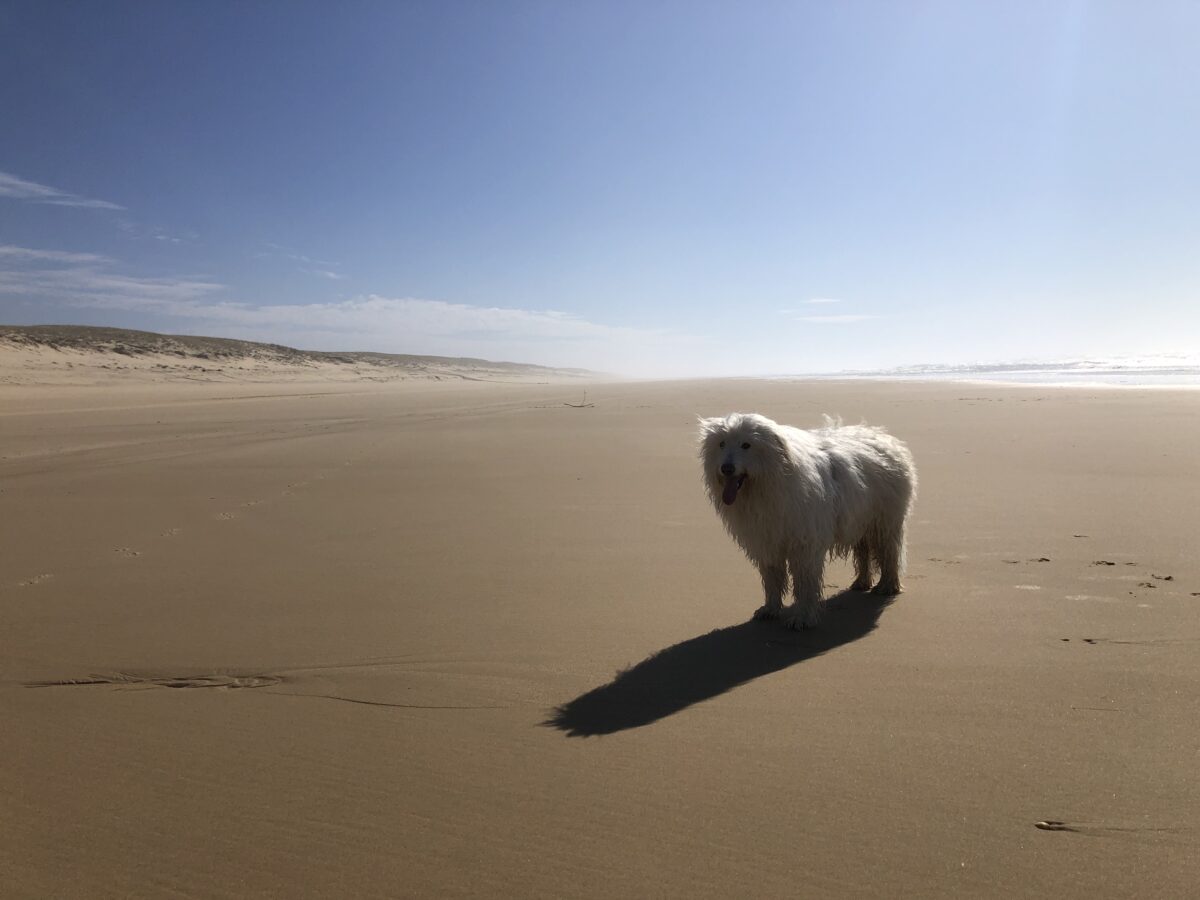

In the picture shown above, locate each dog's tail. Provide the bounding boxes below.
[820,414,895,436]
[818,414,844,431]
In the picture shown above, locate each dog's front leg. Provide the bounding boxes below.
[753,563,787,620]
[784,547,825,629]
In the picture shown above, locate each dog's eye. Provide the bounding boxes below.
[741,442,751,450]
[719,441,725,448]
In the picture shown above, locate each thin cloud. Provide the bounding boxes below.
[0,247,620,339]
[113,294,673,346]
[793,314,880,324]
[259,242,338,268]
[779,298,850,315]
[0,245,222,306]
[257,243,346,280]
[0,246,698,372]
[189,295,700,372]
[0,245,113,265]
[116,219,194,244]
[780,299,880,324]
[0,170,124,210]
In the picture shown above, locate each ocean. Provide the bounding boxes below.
[785,358,1200,388]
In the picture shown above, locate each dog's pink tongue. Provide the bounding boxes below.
[722,476,743,506]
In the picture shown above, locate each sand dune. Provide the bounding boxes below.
[0,324,596,386]
[2,375,1198,898]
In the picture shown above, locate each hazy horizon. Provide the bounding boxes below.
[3,2,1199,378]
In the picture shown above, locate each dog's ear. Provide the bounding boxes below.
[696,415,720,437]
[760,425,795,469]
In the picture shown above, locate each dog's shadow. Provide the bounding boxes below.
[545,591,893,737]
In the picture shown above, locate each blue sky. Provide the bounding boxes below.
[2,1,1198,376]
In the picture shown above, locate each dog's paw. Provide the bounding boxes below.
[849,577,873,592]
[871,582,903,596]
[781,605,821,630]
[753,604,782,620]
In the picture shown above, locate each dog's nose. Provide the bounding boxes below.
[720,462,735,476]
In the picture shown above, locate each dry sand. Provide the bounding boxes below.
[2,360,1199,897]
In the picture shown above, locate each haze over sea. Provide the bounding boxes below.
[779,355,1200,388]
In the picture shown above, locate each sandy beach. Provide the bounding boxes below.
[3,364,1198,897]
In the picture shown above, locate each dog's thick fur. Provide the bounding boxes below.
[698,413,917,629]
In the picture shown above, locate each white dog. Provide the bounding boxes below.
[698,413,917,629]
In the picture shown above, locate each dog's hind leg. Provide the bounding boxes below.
[871,524,905,596]
[849,537,874,592]
[753,562,787,620]
[783,546,825,629]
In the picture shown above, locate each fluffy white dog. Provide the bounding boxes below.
[698,413,917,629]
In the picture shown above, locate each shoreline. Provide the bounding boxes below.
[774,374,1200,390]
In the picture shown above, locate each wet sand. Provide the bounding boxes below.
[2,376,1198,898]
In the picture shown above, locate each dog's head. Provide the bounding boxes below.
[697,413,790,507]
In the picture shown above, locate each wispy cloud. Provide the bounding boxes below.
[779,298,852,315]
[0,245,113,265]
[779,298,879,324]
[257,243,347,281]
[0,244,222,308]
[258,242,337,267]
[0,172,192,244]
[115,219,195,245]
[792,314,879,324]
[0,245,695,373]
[0,170,124,210]
[65,292,670,348]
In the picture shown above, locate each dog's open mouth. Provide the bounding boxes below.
[722,474,746,505]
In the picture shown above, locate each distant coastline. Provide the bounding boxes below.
[0,323,599,386]
[777,357,1200,388]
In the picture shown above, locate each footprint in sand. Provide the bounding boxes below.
[1033,819,1189,841]
[241,499,263,508]
[215,511,238,520]
[18,573,53,587]
[1035,820,1078,832]
[25,673,281,690]
[1076,636,1196,646]
[114,547,141,558]
[25,661,523,710]
[160,527,181,537]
